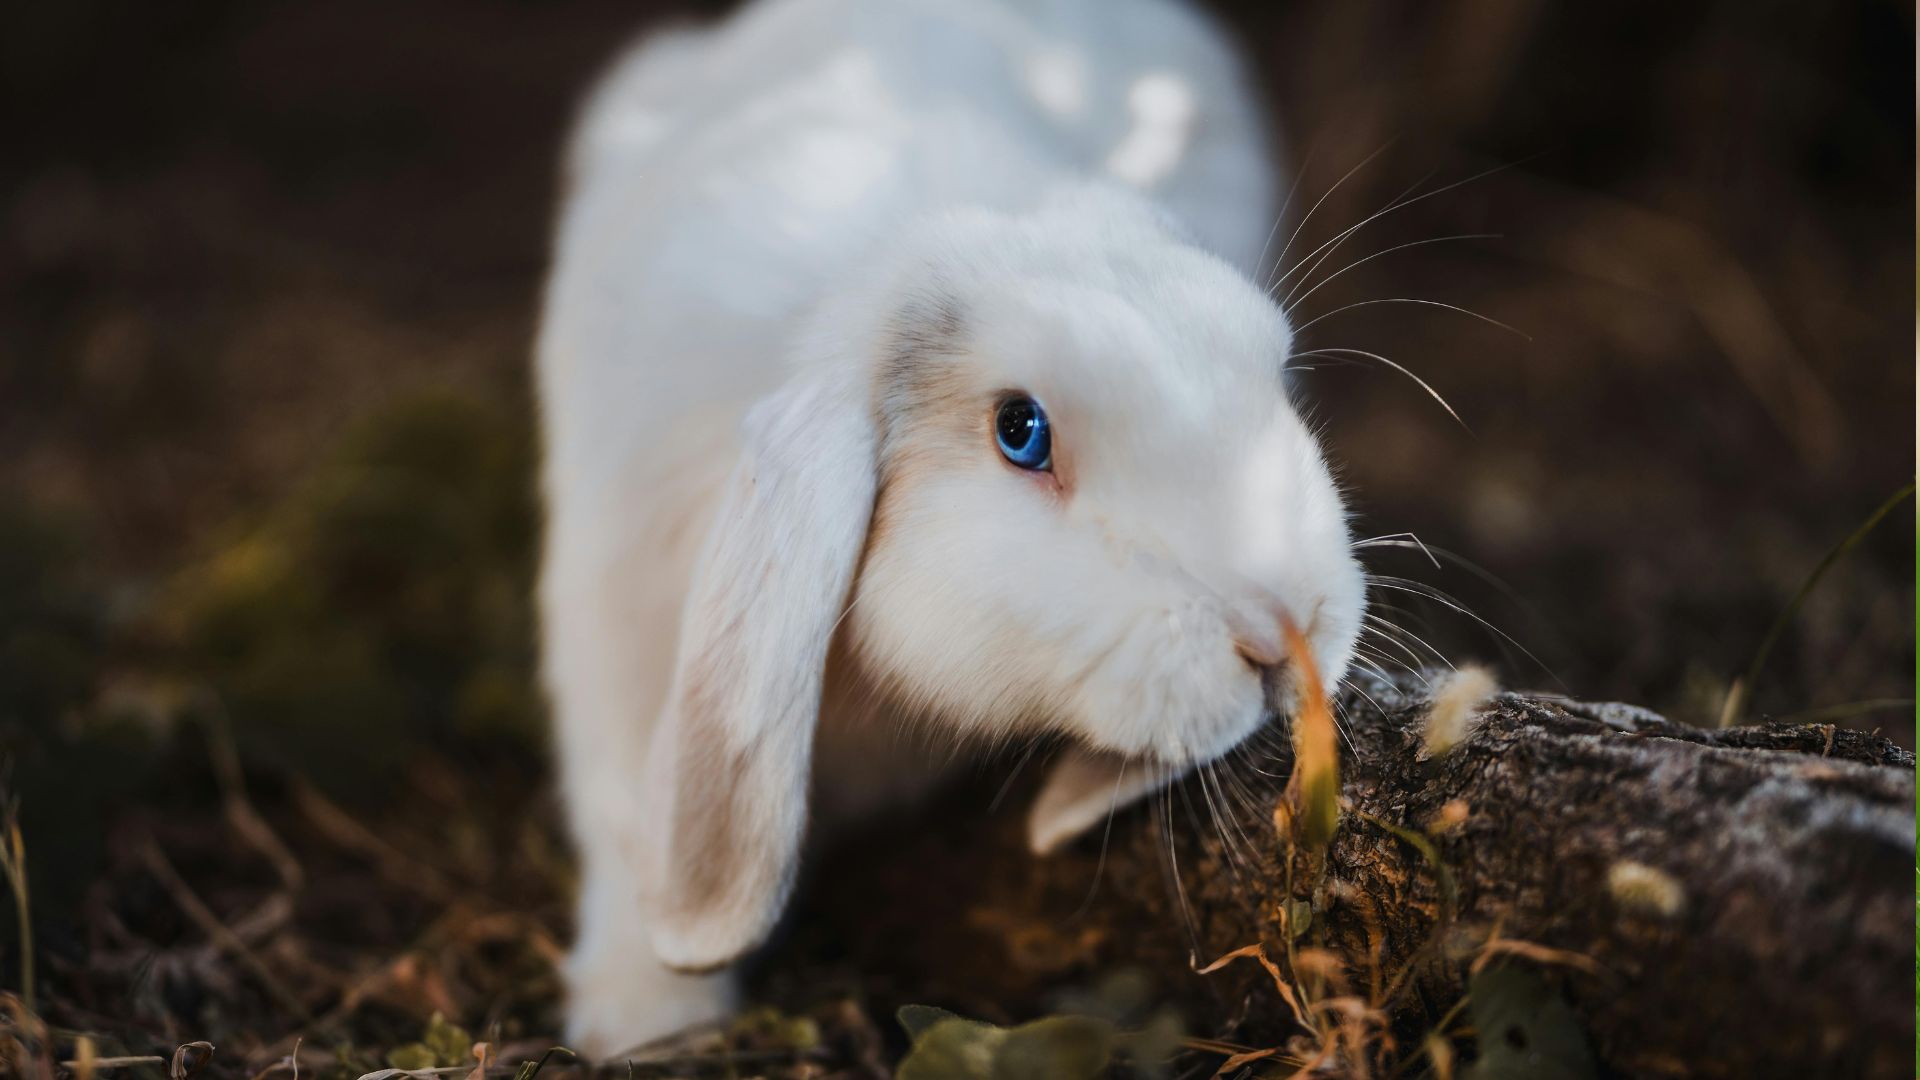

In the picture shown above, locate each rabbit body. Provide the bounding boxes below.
[538,0,1360,1057]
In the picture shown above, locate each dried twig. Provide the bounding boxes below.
[63,1056,169,1071]
[201,703,305,891]
[289,780,460,902]
[136,838,316,1026]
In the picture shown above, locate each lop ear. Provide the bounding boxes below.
[1027,746,1185,856]
[646,364,876,971]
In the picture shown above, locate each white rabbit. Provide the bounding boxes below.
[535,0,1366,1057]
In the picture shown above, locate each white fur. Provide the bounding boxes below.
[535,0,1364,1058]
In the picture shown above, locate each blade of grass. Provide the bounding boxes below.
[1719,481,1914,726]
[1280,617,1340,851]
[0,809,32,1016]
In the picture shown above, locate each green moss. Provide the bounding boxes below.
[162,389,545,790]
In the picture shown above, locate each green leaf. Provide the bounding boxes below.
[897,1018,1007,1080]
[897,1004,966,1040]
[1285,899,1314,940]
[894,1006,1121,1076]
[1463,965,1598,1080]
[322,1043,377,1080]
[731,1006,822,1051]
[420,1012,474,1068]
[992,1016,1113,1080]
[897,1008,1122,1080]
[384,1044,436,1072]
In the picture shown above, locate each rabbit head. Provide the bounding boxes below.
[645,184,1364,971]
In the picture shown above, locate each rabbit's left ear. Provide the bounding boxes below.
[646,363,877,971]
[1028,747,1184,856]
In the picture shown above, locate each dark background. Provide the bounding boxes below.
[0,0,1913,1068]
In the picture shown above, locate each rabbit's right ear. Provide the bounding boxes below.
[1028,746,1183,856]
[644,361,878,972]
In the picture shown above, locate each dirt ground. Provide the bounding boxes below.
[1,1,1913,1076]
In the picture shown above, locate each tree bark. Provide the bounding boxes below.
[777,676,1916,1078]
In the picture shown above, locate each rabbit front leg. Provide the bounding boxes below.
[568,839,735,1059]
[543,535,736,1059]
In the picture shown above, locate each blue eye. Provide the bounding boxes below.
[994,395,1052,471]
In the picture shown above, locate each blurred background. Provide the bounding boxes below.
[0,0,1912,1070]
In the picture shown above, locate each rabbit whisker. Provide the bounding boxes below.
[1341,663,1393,713]
[1216,757,1270,834]
[1292,297,1530,342]
[1282,232,1500,316]
[1235,729,1290,779]
[1361,612,1446,673]
[1352,532,1442,570]
[1366,574,1558,683]
[1364,607,1451,662]
[1350,647,1413,686]
[1279,167,1433,295]
[1265,139,1397,293]
[1068,755,1139,920]
[1159,784,1202,966]
[988,737,1048,813]
[1290,345,1469,430]
[1357,538,1559,644]
[1364,623,1454,687]
[1253,139,1319,281]
[825,589,865,640]
[1204,760,1258,881]
[1193,760,1239,881]
[1270,156,1531,296]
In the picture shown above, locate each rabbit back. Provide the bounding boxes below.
[537,0,1277,487]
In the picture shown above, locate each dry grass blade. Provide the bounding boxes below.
[61,1056,167,1072]
[1470,936,1610,982]
[138,838,317,1025]
[352,1066,519,1080]
[245,1036,306,1080]
[0,812,33,1016]
[1196,944,1309,1030]
[1179,1036,1262,1057]
[170,1041,215,1080]
[1422,1034,1455,1080]
[205,708,305,891]
[69,1036,96,1080]
[1718,481,1915,726]
[1181,1029,1310,1075]
[1213,1045,1280,1075]
[1280,617,1340,851]
[290,778,461,902]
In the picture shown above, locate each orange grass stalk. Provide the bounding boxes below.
[1281,616,1340,851]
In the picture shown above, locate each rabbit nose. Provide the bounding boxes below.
[1226,594,1308,714]
[1232,643,1294,717]
[1226,600,1286,670]
[1258,663,1297,716]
